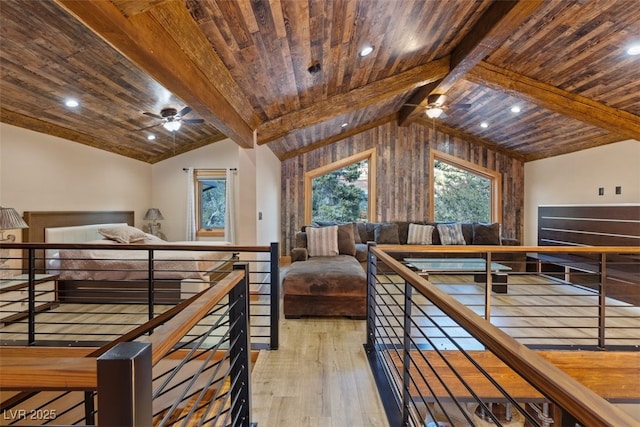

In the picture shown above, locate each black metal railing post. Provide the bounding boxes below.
[598,252,607,349]
[402,281,413,426]
[230,263,251,426]
[27,248,36,345]
[147,248,155,322]
[97,342,152,426]
[366,242,377,350]
[269,242,279,350]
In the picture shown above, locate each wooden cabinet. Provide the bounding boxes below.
[0,274,58,324]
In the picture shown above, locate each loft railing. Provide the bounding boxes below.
[366,244,639,427]
[0,265,254,426]
[0,242,279,350]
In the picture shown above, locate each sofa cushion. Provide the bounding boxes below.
[437,223,466,245]
[374,222,400,244]
[355,222,367,243]
[473,222,501,245]
[407,223,435,244]
[337,223,357,256]
[307,225,339,256]
[355,243,368,262]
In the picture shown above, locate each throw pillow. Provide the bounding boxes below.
[473,222,501,245]
[374,223,400,244]
[307,225,339,257]
[351,222,362,244]
[99,225,148,244]
[336,223,357,256]
[407,223,435,245]
[436,223,466,245]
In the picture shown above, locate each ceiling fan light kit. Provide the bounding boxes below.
[426,107,444,119]
[140,105,204,132]
[163,120,181,132]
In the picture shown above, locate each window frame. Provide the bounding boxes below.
[429,149,502,224]
[195,169,226,238]
[304,148,377,225]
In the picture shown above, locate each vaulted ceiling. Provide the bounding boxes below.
[1,0,639,164]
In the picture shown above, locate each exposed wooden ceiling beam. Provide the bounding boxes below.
[111,0,170,17]
[416,116,525,161]
[256,57,450,145]
[402,0,545,121]
[466,61,640,141]
[279,114,398,161]
[55,0,256,149]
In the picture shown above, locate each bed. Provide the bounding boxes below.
[22,211,237,304]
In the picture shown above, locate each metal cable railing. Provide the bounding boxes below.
[0,266,254,426]
[366,244,639,427]
[0,242,279,350]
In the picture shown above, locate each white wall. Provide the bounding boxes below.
[151,139,240,241]
[256,143,281,247]
[0,123,151,228]
[524,140,640,245]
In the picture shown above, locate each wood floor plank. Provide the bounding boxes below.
[250,317,389,427]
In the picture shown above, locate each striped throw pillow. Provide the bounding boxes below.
[407,223,435,245]
[307,225,339,257]
[436,223,466,245]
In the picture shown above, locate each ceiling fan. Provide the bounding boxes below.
[139,106,204,132]
[405,94,471,119]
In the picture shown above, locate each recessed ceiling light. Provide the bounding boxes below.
[627,43,640,55]
[65,99,79,108]
[341,122,349,128]
[511,106,521,113]
[359,46,374,57]
[480,122,489,128]
[147,135,156,140]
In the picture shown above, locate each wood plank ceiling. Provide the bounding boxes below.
[1,0,638,164]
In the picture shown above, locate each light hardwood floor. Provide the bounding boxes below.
[251,317,389,427]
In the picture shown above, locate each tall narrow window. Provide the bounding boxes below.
[195,169,226,237]
[305,149,377,224]
[430,150,501,223]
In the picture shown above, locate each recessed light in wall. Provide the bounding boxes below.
[359,45,374,57]
[147,135,156,140]
[627,43,640,55]
[480,122,489,128]
[510,106,521,113]
[64,99,79,108]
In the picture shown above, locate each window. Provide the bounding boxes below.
[429,150,501,223]
[195,169,226,237]
[304,149,376,224]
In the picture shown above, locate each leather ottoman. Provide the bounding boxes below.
[283,255,367,319]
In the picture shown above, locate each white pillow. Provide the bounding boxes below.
[99,225,148,243]
[407,223,434,245]
[307,225,339,257]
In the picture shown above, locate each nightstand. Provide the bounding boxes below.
[0,274,59,324]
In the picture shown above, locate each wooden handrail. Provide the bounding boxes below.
[378,244,640,254]
[370,246,640,427]
[146,269,244,366]
[0,356,96,390]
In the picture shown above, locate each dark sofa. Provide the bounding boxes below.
[283,220,524,319]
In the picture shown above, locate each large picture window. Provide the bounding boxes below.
[304,149,376,225]
[195,169,226,237]
[430,150,501,223]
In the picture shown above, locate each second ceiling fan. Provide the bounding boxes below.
[405,94,471,119]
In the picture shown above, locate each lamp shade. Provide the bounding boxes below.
[0,207,28,230]
[426,107,443,119]
[143,208,164,221]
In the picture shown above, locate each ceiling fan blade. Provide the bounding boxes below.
[448,103,472,110]
[182,118,204,124]
[136,123,162,131]
[403,103,427,108]
[178,106,192,117]
[143,111,163,119]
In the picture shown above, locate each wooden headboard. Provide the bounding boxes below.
[22,211,135,243]
[537,204,640,247]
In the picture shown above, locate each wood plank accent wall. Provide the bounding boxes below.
[538,204,640,247]
[280,121,524,255]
